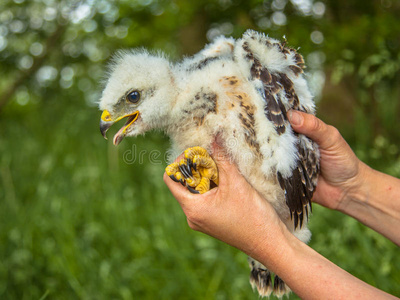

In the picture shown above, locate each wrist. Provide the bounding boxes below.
[336,161,373,215]
[247,219,297,272]
[336,160,370,213]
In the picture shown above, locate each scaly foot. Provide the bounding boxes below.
[165,146,219,194]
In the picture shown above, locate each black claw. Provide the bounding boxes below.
[178,164,190,178]
[179,163,193,178]
[186,159,194,175]
[187,186,200,194]
[169,175,179,182]
[192,162,197,171]
[179,179,185,186]
[186,162,193,176]
[186,164,193,177]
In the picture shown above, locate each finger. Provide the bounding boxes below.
[210,140,243,186]
[163,172,193,204]
[288,110,340,150]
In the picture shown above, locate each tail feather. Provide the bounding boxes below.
[273,275,291,298]
[249,258,291,298]
[250,267,273,297]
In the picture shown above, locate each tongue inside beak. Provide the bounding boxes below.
[113,112,139,145]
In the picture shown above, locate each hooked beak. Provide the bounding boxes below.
[100,110,140,145]
[100,110,113,139]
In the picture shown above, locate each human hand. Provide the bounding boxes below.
[288,110,366,210]
[163,142,288,258]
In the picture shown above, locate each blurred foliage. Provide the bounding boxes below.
[0,0,399,299]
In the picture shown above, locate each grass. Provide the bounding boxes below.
[1,100,399,299]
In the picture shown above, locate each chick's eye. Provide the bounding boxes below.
[126,91,141,104]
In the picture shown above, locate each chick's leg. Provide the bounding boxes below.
[165,146,218,194]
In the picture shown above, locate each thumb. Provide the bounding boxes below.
[211,140,231,164]
[288,110,339,150]
[210,140,240,184]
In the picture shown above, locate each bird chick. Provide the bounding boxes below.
[99,30,319,298]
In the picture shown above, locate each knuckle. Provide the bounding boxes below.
[324,126,344,149]
[187,219,200,231]
[328,126,342,142]
[184,206,198,222]
[310,115,324,132]
[184,206,206,230]
[329,126,341,138]
[187,213,201,226]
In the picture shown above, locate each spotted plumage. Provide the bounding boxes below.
[99,30,320,298]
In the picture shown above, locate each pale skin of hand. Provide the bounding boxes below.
[289,110,400,246]
[163,111,400,299]
[163,145,284,256]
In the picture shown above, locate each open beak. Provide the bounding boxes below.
[100,110,139,145]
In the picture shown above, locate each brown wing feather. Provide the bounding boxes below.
[243,40,319,229]
[277,138,319,228]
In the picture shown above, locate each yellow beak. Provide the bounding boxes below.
[99,110,139,145]
[100,110,114,139]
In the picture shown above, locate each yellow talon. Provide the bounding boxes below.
[166,146,219,194]
[196,178,211,194]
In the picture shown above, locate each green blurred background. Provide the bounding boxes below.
[0,0,399,299]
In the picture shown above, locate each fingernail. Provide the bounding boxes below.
[288,110,303,126]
